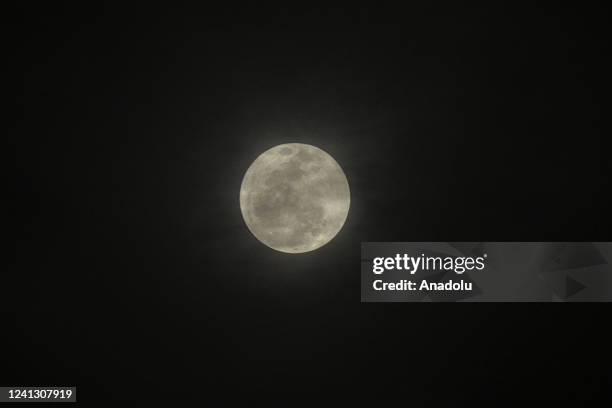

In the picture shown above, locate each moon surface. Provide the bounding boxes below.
[240,143,350,253]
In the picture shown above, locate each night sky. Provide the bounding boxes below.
[10,4,611,405]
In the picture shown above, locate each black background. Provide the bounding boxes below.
[9,4,611,406]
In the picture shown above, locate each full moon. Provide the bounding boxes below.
[240,143,350,253]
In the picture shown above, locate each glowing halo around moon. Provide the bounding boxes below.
[240,143,350,253]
